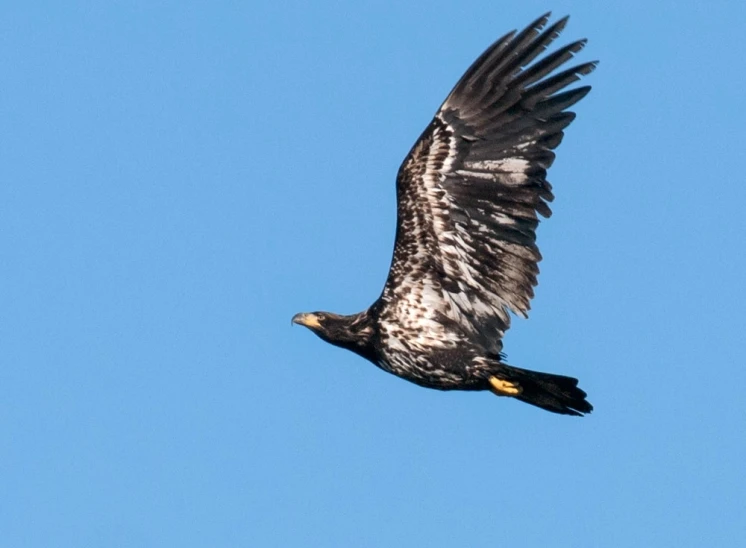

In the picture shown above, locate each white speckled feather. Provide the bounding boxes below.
[378,14,595,358]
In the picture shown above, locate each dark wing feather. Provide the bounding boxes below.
[380,14,595,354]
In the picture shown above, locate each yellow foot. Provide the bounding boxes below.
[488,376,523,397]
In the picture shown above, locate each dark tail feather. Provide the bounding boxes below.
[494,364,593,416]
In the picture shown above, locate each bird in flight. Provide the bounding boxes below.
[293,13,596,416]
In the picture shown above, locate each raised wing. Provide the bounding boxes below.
[381,13,595,353]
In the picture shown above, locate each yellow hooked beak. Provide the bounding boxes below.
[291,312,321,329]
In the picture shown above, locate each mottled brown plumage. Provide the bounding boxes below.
[293,14,595,416]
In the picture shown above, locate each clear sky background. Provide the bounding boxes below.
[2,1,745,546]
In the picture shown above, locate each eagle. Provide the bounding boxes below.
[292,13,596,416]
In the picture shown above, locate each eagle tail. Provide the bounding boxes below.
[489,364,593,416]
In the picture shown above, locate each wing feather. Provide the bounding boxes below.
[380,14,595,353]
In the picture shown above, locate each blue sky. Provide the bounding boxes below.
[2,1,745,546]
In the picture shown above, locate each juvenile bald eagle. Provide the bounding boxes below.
[293,14,595,416]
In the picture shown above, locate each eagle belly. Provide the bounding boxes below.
[376,318,487,390]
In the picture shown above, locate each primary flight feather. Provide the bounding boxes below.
[293,13,596,416]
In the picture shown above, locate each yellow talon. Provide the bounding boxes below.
[488,376,523,396]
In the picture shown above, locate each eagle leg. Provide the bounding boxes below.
[488,376,523,396]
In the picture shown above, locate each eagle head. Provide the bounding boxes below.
[292,311,375,359]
